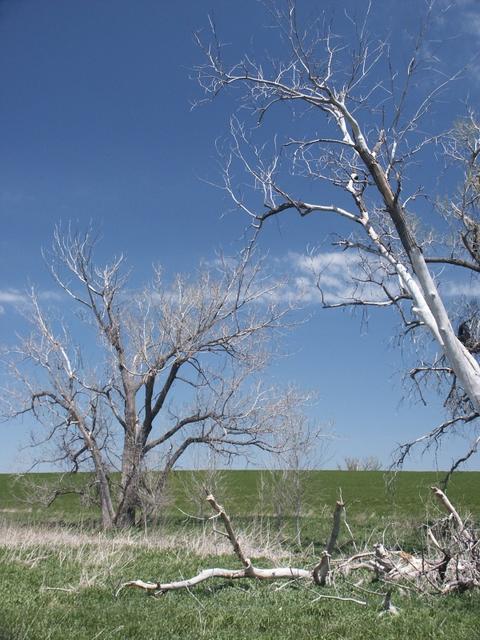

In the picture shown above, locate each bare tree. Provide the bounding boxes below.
[340,456,382,472]
[260,412,326,545]
[195,1,480,471]
[3,227,312,528]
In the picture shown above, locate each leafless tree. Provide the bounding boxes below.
[340,456,382,472]
[2,227,313,528]
[195,0,480,473]
[260,412,326,545]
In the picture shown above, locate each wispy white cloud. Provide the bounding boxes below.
[436,0,480,33]
[0,290,29,305]
[441,281,480,298]
[267,251,398,307]
[37,290,63,302]
[272,250,480,306]
[0,288,62,314]
[428,0,480,86]
[458,7,480,42]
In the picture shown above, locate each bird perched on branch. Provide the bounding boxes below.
[458,318,480,354]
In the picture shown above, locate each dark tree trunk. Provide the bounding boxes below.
[115,435,143,527]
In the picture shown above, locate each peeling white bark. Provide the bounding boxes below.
[119,488,479,599]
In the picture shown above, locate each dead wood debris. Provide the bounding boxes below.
[118,487,479,606]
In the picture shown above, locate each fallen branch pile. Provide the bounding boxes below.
[119,487,479,601]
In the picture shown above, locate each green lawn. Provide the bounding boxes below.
[0,470,479,639]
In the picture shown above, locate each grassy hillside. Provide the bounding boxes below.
[1,469,479,523]
[1,470,478,639]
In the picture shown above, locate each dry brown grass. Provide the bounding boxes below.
[0,518,299,594]
[0,519,291,562]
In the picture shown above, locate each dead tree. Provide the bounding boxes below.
[195,1,480,470]
[341,456,382,471]
[3,227,314,528]
[119,493,352,596]
[120,486,479,600]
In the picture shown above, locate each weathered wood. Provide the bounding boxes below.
[313,499,345,586]
[120,566,313,595]
[119,490,479,600]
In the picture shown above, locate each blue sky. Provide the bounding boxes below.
[1,0,480,472]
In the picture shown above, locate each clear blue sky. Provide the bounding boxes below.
[1,0,479,472]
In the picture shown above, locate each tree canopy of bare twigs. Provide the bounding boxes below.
[341,456,382,472]
[2,227,316,528]
[195,0,480,474]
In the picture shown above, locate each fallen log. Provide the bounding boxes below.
[118,486,478,601]
[119,492,342,595]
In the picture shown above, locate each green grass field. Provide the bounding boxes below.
[0,470,479,639]
[2,468,479,520]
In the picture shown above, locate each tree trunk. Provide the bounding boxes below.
[355,143,480,413]
[115,436,143,527]
[115,501,136,528]
[90,447,115,530]
[76,417,115,530]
